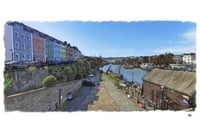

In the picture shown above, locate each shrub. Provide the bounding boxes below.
[75,73,83,80]
[43,75,57,87]
[4,72,13,93]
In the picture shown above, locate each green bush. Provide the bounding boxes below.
[75,73,83,80]
[43,75,57,87]
[4,72,13,92]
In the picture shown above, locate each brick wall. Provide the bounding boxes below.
[143,80,191,110]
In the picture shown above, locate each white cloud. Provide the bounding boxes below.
[178,28,196,44]
[182,29,196,41]
[153,45,196,55]
[153,29,196,55]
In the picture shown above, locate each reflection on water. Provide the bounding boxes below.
[100,64,148,85]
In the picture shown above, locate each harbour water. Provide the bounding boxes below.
[99,64,148,85]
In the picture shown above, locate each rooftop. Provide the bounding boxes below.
[143,69,196,96]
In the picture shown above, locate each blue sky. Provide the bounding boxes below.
[22,21,196,57]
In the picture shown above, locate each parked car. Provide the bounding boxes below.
[82,79,95,86]
[66,92,74,101]
[5,61,28,70]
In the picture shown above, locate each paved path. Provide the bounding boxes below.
[88,73,144,111]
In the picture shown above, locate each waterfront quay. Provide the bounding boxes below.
[88,73,144,111]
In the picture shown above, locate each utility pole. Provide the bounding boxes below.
[132,72,134,83]
[161,86,164,110]
[58,89,62,111]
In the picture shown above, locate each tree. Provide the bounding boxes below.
[158,53,175,68]
[64,66,74,81]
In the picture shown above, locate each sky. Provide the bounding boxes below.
[22,21,196,57]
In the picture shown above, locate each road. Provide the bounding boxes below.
[62,71,101,111]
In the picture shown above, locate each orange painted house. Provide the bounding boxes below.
[32,33,45,63]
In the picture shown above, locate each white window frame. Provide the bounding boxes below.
[21,34,25,39]
[22,53,26,60]
[14,41,19,49]
[26,35,30,40]
[27,44,30,50]
[14,31,18,38]
[15,53,20,60]
[22,43,25,50]
[27,54,30,60]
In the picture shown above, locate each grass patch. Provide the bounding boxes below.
[106,73,122,83]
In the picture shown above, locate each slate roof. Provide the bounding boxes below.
[143,69,196,96]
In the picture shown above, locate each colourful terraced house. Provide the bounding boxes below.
[68,44,74,62]
[45,37,54,64]
[61,43,67,62]
[4,21,33,62]
[4,21,82,65]
[54,40,62,64]
[73,46,78,62]
[32,31,45,63]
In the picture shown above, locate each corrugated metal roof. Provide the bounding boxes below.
[143,69,196,96]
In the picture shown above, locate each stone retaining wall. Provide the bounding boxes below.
[4,80,82,112]
[7,69,49,95]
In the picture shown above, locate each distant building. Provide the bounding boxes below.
[169,64,185,70]
[183,53,196,65]
[140,63,153,69]
[173,55,183,64]
[142,69,196,110]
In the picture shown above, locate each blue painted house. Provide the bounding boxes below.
[4,22,32,62]
[54,40,61,64]
[72,46,78,62]
[44,36,54,64]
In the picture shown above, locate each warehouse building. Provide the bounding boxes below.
[142,69,196,110]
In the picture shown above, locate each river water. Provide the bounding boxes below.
[99,64,148,85]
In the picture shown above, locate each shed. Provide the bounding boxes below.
[142,69,196,110]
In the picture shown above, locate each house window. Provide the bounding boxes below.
[21,43,25,50]
[27,44,30,50]
[21,34,25,39]
[14,41,19,49]
[26,36,30,40]
[27,54,30,60]
[14,31,18,38]
[15,53,20,60]
[33,38,36,42]
[22,53,25,60]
